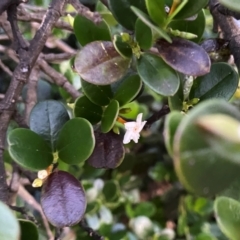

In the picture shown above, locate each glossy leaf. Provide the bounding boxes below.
[19,219,38,240]
[8,129,53,171]
[87,130,125,169]
[41,171,86,227]
[81,79,113,106]
[168,10,205,43]
[145,0,166,27]
[174,0,208,19]
[108,0,147,30]
[131,6,172,43]
[164,111,184,156]
[101,100,119,133]
[156,37,211,76]
[0,201,20,240]
[113,35,132,58]
[219,0,240,13]
[57,118,95,164]
[113,74,142,106]
[189,63,239,101]
[173,99,240,196]
[29,100,69,151]
[135,18,152,50]
[73,15,111,46]
[74,96,103,125]
[214,196,240,240]
[137,53,179,96]
[74,41,131,85]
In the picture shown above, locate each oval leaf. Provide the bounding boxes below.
[57,118,95,164]
[81,79,113,106]
[173,99,240,196]
[214,196,240,240]
[8,129,53,171]
[108,0,147,30]
[156,37,211,76]
[19,219,38,240]
[74,41,131,85]
[74,96,103,125]
[113,74,142,106]
[189,63,239,101]
[87,130,125,168]
[137,53,179,96]
[113,35,132,58]
[101,100,119,133]
[73,15,111,46]
[41,171,86,227]
[0,201,20,240]
[29,100,69,151]
[135,18,152,50]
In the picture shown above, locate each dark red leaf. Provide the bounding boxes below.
[155,37,211,76]
[41,171,86,227]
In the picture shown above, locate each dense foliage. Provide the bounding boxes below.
[1,0,240,239]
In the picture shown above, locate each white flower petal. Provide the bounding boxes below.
[132,133,140,143]
[139,121,147,131]
[123,130,132,144]
[136,113,143,125]
[124,121,137,130]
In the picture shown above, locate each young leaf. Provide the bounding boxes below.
[81,79,113,106]
[8,129,53,171]
[57,118,95,164]
[156,37,211,76]
[87,130,125,169]
[113,35,133,58]
[74,41,131,85]
[73,15,111,46]
[41,171,86,227]
[137,53,179,96]
[29,100,69,151]
[74,96,103,125]
[189,63,239,101]
[0,201,20,240]
[214,196,240,240]
[101,100,119,133]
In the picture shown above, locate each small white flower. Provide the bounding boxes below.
[123,113,147,144]
[38,170,48,180]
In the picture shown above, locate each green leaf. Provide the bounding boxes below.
[29,100,69,151]
[168,10,205,43]
[145,0,166,27]
[87,130,125,169]
[131,6,172,43]
[81,79,113,106]
[156,37,211,76]
[19,219,38,240]
[219,0,240,13]
[101,100,119,133]
[137,53,179,96]
[113,74,142,106]
[189,63,239,101]
[173,99,240,196]
[174,0,209,19]
[0,202,20,240]
[41,171,86,227]
[74,96,103,125]
[74,41,131,85]
[73,15,111,46]
[164,111,184,156]
[214,197,240,240]
[57,118,95,164]
[8,129,53,171]
[134,202,156,218]
[135,18,152,50]
[108,0,147,30]
[102,180,119,202]
[113,35,132,58]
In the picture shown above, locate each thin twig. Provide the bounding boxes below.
[0,59,13,76]
[79,219,104,240]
